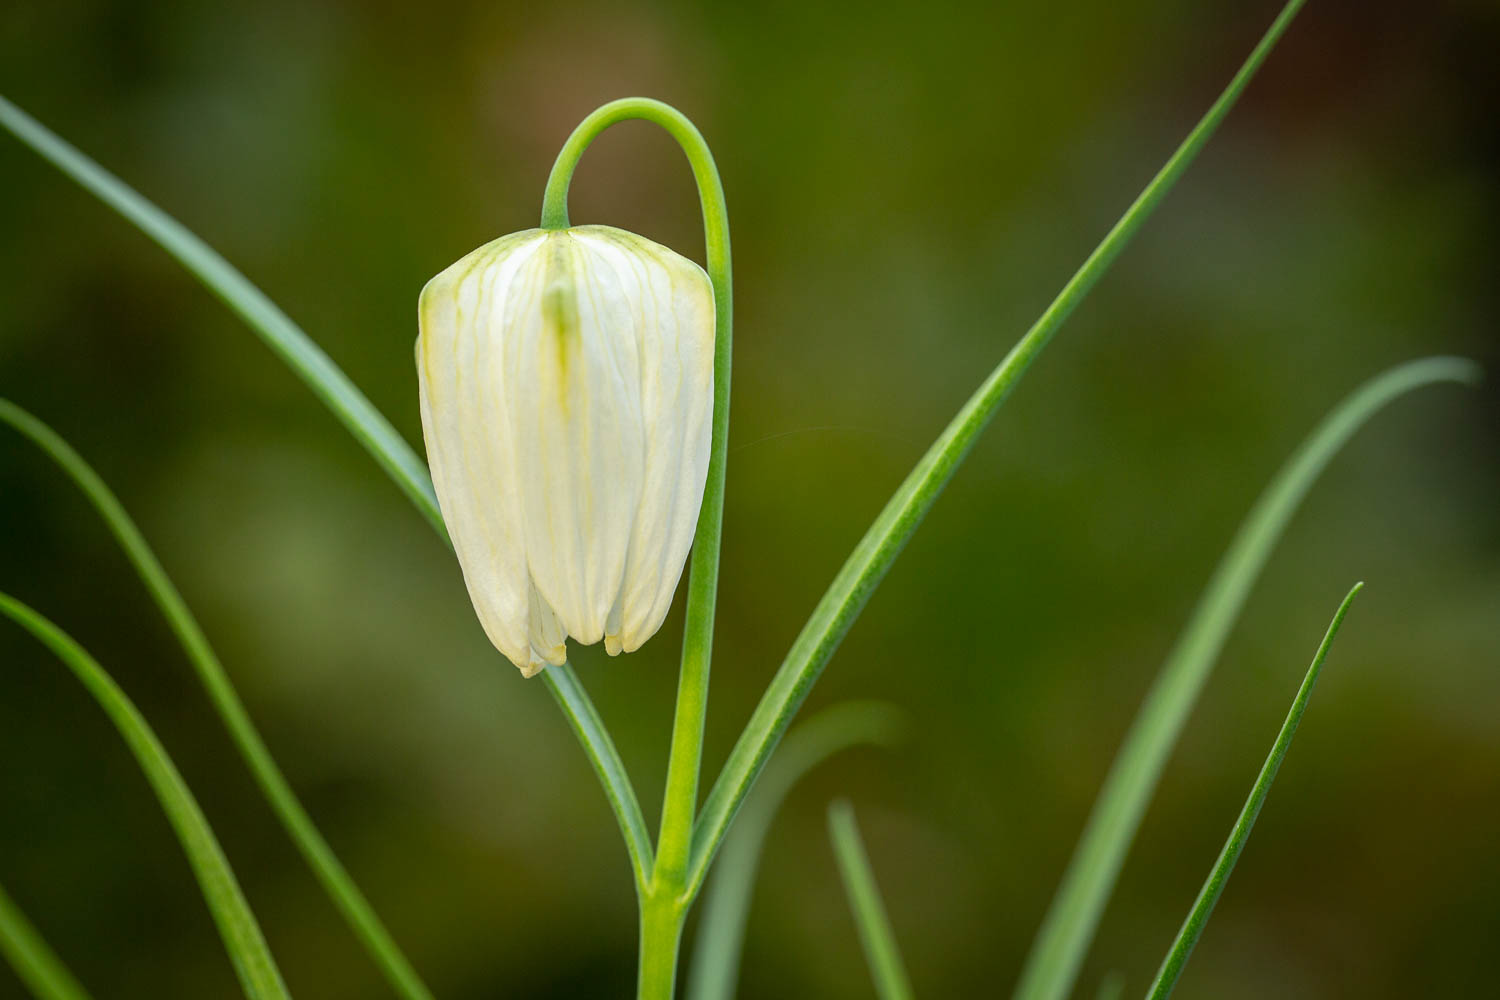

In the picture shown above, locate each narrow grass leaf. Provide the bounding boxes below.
[0,97,648,883]
[827,801,915,1000]
[688,0,1314,897]
[0,399,432,999]
[686,702,904,1000]
[545,661,656,887]
[1011,358,1479,1000]
[0,95,441,535]
[1145,583,1362,1000]
[0,594,289,1000]
[0,882,92,1000]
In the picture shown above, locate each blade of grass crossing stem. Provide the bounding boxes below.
[0,95,648,890]
[1011,358,1480,1000]
[0,882,92,1000]
[685,0,1313,896]
[0,399,434,1000]
[0,594,288,1000]
[545,661,656,887]
[0,95,441,536]
[1146,583,1362,1000]
[827,801,915,1000]
[686,703,905,1000]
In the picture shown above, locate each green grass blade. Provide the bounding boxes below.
[685,702,904,1000]
[0,97,649,895]
[1145,583,1361,999]
[0,400,432,999]
[688,0,1312,897]
[827,801,915,1000]
[545,661,656,888]
[1011,357,1480,1000]
[1095,973,1124,1000]
[0,96,441,537]
[537,666,654,890]
[0,594,289,1000]
[0,882,93,1000]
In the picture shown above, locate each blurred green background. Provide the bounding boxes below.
[1,0,1496,996]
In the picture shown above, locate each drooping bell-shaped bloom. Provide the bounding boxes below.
[417,225,715,677]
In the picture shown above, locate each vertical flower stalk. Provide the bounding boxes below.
[539,98,732,1000]
[415,96,729,997]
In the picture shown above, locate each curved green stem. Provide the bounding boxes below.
[688,0,1312,903]
[0,594,288,1000]
[0,399,433,1000]
[541,98,733,998]
[0,881,93,1000]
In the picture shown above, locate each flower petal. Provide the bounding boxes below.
[507,232,646,646]
[417,229,547,673]
[571,227,715,653]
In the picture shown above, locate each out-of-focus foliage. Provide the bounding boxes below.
[0,1,1495,997]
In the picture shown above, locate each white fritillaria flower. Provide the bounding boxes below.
[417,225,715,677]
